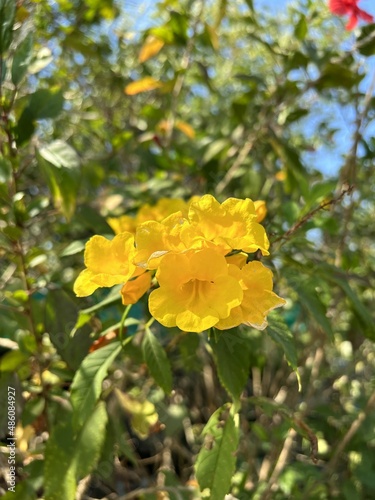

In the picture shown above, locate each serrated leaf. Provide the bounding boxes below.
[70,341,122,429]
[195,404,239,500]
[142,328,172,394]
[44,420,76,500]
[267,312,300,388]
[12,33,33,86]
[124,77,163,95]
[74,402,108,478]
[210,329,251,401]
[44,403,107,500]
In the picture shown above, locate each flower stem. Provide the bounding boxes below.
[119,304,132,345]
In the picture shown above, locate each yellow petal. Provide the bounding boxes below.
[74,233,136,297]
[216,261,285,330]
[121,272,152,305]
[254,200,267,223]
[149,249,243,333]
[107,215,137,235]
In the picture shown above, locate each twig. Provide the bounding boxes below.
[112,485,196,500]
[271,185,353,247]
[215,131,257,196]
[165,0,205,148]
[260,428,297,500]
[325,391,375,475]
[339,68,375,186]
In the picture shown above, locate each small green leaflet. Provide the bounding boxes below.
[142,328,172,394]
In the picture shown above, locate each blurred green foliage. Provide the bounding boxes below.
[1,0,375,498]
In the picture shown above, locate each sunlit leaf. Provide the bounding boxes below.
[175,120,195,139]
[12,33,33,86]
[70,341,122,429]
[125,77,163,95]
[37,140,80,221]
[139,36,164,62]
[195,404,239,500]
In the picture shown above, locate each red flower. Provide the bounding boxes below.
[328,0,373,30]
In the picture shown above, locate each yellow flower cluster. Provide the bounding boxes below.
[74,195,285,333]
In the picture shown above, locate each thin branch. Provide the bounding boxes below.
[112,485,196,500]
[339,68,375,186]
[271,185,353,247]
[325,391,375,475]
[260,428,297,500]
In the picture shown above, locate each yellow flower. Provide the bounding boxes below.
[121,271,152,305]
[225,252,248,268]
[215,261,286,330]
[107,215,137,235]
[74,232,137,297]
[148,249,243,332]
[254,200,267,223]
[184,195,270,255]
[134,212,188,269]
[108,198,188,235]
[137,198,188,223]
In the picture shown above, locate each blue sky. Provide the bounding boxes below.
[121,0,375,178]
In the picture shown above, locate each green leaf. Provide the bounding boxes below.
[0,156,12,183]
[44,420,76,500]
[70,341,122,429]
[267,312,300,388]
[0,0,16,55]
[314,64,363,91]
[12,33,33,86]
[28,88,64,119]
[195,404,239,500]
[327,273,374,336]
[210,329,251,401]
[142,328,172,394]
[0,350,28,372]
[357,24,375,56]
[294,15,307,41]
[0,57,5,83]
[44,288,93,371]
[60,240,85,257]
[78,284,122,315]
[37,140,80,221]
[74,402,108,478]
[286,275,334,340]
[44,403,107,500]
